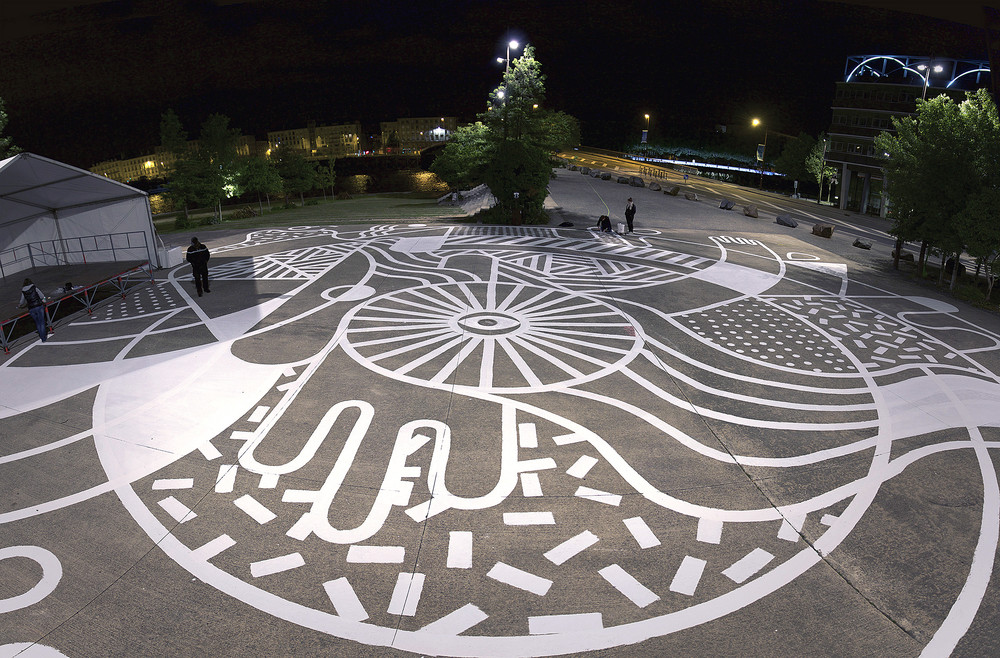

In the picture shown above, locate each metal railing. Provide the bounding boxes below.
[0,231,154,282]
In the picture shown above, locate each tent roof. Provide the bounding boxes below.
[0,152,147,228]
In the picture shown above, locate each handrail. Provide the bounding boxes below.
[0,231,153,282]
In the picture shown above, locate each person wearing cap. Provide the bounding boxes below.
[17,277,48,342]
[186,236,211,297]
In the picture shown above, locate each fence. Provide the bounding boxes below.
[0,231,154,282]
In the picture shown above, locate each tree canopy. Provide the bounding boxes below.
[875,89,999,289]
[0,97,22,159]
[431,45,579,223]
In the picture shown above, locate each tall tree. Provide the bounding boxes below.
[804,133,836,204]
[0,97,22,159]
[237,155,282,215]
[316,161,337,200]
[772,132,815,187]
[274,150,317,205]
[431,45,579,223]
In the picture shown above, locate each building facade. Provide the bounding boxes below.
[267,121,362,160]
[379,117,458,153]
[827,55,992,216]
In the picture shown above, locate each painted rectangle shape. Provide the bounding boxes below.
[387,572,425,616]
[158,496,196,523]
[487,562,552,596]
[191,534,236,561]
[323,577,369,622]
[669,556,706,596]
[517,458,557,472]
[623,517,660,549]
[566,455,599,479]
[552,432,586,445]
[503,512,555,526]
[420,604,488,635]
[346,545,406,564]
[722,548,775,584]
[520,472,543,497]
[258,473,279,489]
[518,422,538,448]
[247,405,270,423]
[234,494,276,524]
[152,478,194,490]
[574,486,622,506]
[529,612,604,635]
[215,465,237,493]
[447,531,472,569]
[697,518,723,544]
[250,552,304,578]
[544,531,599,565]
[598,564,659,608]
[197,441,222,460]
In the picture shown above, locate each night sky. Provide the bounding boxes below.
[0,0,989,169]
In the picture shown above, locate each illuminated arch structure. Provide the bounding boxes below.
[826,55,992,217]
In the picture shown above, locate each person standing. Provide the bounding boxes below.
[17,278,48,342]
[624,198,637,233]
[186,236,211,297]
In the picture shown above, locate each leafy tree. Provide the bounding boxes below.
[772,132,815,186]
[316,161,337,199]
[198,114,242,223]
[431,45,579,223]
[237,155,282,215]
[274,149,317,205]
[876,90,999,289]
[0,97,22,159]
[160,109,188,158]
[804,133,836,204]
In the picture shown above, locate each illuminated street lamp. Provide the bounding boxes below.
[917,62,944,100]
[752,117,768,189]
[642,113,650,144]
[496,39,520,73]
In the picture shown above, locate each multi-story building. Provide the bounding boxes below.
[826,55,991,216]
[379,117,458,153]
[267,121,362,160]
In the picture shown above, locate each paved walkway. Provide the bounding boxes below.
[2,169,999,657]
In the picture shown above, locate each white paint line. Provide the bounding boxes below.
[820,513,839,526]
[323,577,369,622]
[282,366,297,378]
[566,455,599,479]
[623,517,660,549]
[598,564,659,608]
[487,562,552,596]
[419,603,488,635]
[520,472,543,497]
[215,465,236,493]
[528,612,604,635]
[517,458,558,472]
[152,478,193,490]
[544,530,599,565]
[575,486,622,506]
[778,514,805,542]
[282,489,318,503]
[723,548,775,584]
[247,405,270,423]
[387,572,425,616]
[503,511,555,525]
[346,545,406,564]
[229,430,255,441]
[234,494,276,524]
[197,441,222,460]
[552,432,587,445]
[447,531,473,569]
[670,556,707,596]
[697,518,723,544]
[250,552,304,578]
[258,473,279,489]
[191,534,236,561]
[158,496,196,523]
[518,422,538,448]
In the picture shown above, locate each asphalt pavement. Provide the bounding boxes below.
[2,167,999,657]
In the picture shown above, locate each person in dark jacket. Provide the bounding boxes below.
[624,198,636,233]
[186,236,211,296]
[17,277,48,342]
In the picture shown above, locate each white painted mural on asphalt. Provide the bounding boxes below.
[2,224,999,656]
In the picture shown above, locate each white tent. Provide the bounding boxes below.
[0,152,161,279]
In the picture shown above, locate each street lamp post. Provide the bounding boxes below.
[642,113,650,144]
[917,62,944,100]
[752,117,768,190]
[496,39,520,73]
